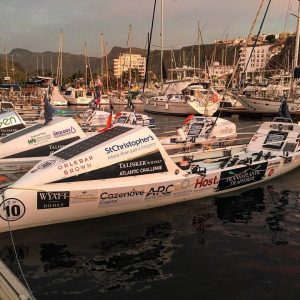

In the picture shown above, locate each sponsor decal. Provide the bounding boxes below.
[216,162,268,191]
[37,159,56,170]
[105,135,156,160]
[194,175,219,190]
[172,179,193,197]
[268,168,275,177]
[0,124,25,137]
[267,161,280,168]
[49,144,67,153]
[28,132,51,145]
[99,188,145,206]
[145,184,174,200]
[57,156,93,176]
[37,191,70,209]
[70,190,99,203]
[0,115,19,128]
[119,156,167,176]
[0,198,25,221]
[53,126,76,138]
[264,131,288,150]
[251,136,258,142]
[105,135,154,154]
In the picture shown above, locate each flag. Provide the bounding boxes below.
[114,111,122,120]
[210,93,219,103]
[183,114,194,125]
[0,175,8,182]
[279,96,291,119]
[98,111,113,133]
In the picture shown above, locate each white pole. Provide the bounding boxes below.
[291,0,300,97]
[160,0,164,93]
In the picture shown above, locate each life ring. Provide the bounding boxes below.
[210,94,219,103]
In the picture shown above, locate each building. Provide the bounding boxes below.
[113,54,146,78]
[239,45,272,73]
[208,61,234,78]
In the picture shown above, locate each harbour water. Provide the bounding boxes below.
[1,109,300,299]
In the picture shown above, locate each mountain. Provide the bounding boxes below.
[0,44,240,82]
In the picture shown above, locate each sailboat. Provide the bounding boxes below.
[237,2,300,114]
[51,29,68,106]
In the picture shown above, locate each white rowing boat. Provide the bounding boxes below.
[1,117,300,232]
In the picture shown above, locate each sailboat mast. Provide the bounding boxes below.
[291,0,300,96]
[50,55,53,78]
[60,30,63,85]
[128,25,132,85]
[198,20,201,78]
[36,57,39,76]
[84,43,88,88]
[11,54,15,82]
[56,29,63,86]
[103,37,109,93]
[4,45,9,78]
[100,33,104,79]
[160,0,164,93]
[41,54,44,77]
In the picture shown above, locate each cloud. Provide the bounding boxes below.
[0,0,298,56]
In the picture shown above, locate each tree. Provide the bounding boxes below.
[266,34,276,44]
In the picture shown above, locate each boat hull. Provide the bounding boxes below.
[1,155,298,233]
[144,99,196,115]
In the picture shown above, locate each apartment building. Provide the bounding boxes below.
[114,54,146,78]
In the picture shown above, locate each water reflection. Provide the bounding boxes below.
[215,188,265,223]
[1,185,300,299]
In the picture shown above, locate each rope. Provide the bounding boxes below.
[1,191,35,299]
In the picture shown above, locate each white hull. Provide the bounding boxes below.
[238,96,281,112]
[51,86,68,106]
[1,156,299,233]
[238,95,300,113]
[2,121,300,233]
[144,99,196,115]
[68,97,93,106]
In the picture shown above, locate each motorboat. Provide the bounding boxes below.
[160,115,236,152]
[0,116,85,173]
[63,87,94,106]
[114,111,155,128]
[1,117,300,232]
[78,109,155,129]
[144,84,220,116]
[0,111,26,137]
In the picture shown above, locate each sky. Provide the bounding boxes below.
[0,0,298,56]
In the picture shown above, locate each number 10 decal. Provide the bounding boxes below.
[0,199,25,221]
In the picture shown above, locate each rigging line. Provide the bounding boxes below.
[213,0,267,124]
[283,0,292,33]
[1,191,35,299]
[243,0,272,81]
[143,0,157,93]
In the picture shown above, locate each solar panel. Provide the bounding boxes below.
[1,123,44,143]
[55,126,133,160]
